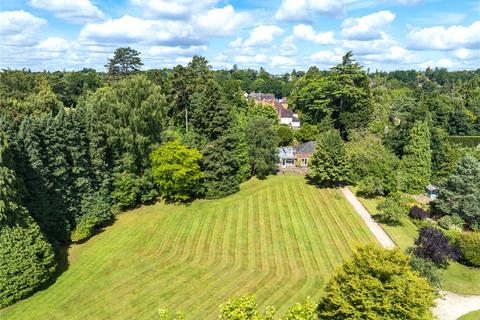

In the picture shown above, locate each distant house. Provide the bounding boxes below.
[248,92,300,129]
[278,141,316,168]
[426,184,439,200]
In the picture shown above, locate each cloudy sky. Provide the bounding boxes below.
[1,0,479,73]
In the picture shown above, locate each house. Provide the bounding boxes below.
[426,184,439,200]
[278,146,296,167]
[248,92,301,129]
[278,141,317,168]
[295,141,316,166]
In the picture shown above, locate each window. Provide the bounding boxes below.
[301,157,308,166]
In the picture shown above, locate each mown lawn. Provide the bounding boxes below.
[459,309,480,320]
[354,190,480,295]
[1,176,376,319]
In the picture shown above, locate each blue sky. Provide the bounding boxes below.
[1,0,479,73]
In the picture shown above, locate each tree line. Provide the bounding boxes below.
[1,47,479,309]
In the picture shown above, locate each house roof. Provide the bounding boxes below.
[295,141,316,154]
[278,146,295,159]
[426,184,438,192]
[280,108,293,118]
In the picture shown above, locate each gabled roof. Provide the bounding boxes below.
[278,146,295,159]
[426,184,438,192]
[295,141,316,154]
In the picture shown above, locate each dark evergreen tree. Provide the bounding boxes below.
[202,134,240,198]
[308,129,351,186]
[0,133,55,307]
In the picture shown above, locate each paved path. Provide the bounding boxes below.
[340,187,395,249]
[340,186,480,320]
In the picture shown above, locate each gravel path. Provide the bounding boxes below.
[340,187,395,249]
[340,187,480,320]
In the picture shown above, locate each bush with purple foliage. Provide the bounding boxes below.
[410,206,428,220]
[412,226,461,267]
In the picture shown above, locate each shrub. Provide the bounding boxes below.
[284,297,317,320]
[71,214,103,243]
[438,215,464,231]
[410,206,429,220]
[318,245,435,320]
[457,232,480,267]
[409,256,441,288]
[219,295,275,320]
[111,172,141,210]
[376,194,408,225]
[0,219,56,308]
[412,226,461,267]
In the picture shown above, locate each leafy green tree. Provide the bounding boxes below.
[111,172,141,210]
[84,75,168,174]
[376,193,408,225]
[433,155,480,227]
[308,129,351,186]
[318,245,435,320]
[400,120,432,193]
[347,134,399,196]
[0,134,55,308]
[105,47,143,75]
[277,125,294,146]
[294,123,320,143]
[290,68,332,124]
[150,140,204,202]
[219,295,275,320]
[246,116,278,179]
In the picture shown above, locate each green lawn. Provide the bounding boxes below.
[1,176,376,319]
[459,310,480,320]
[354,189,480,295]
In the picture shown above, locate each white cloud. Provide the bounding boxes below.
[341,10,395,41]
[194,5,250,37]
[291,24,335,44]
[407,21,480,50]
[271,55,296,67]
[234,54,268,64]
[232,25,284,48]
[342,33,397,55]
[36,37,71,52]
[29,0,105,23]
[397,0,421,5]
[309,49,344,64]
[0,11,47,46]
[148,45,207,56]
[276,0,344,22]
[131,0,219,19]
[453,48,480,61]
[79,15,200,46]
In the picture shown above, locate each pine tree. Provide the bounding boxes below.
[189,79,241,197]
[400,120,432,193]
[308,129,351,186]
